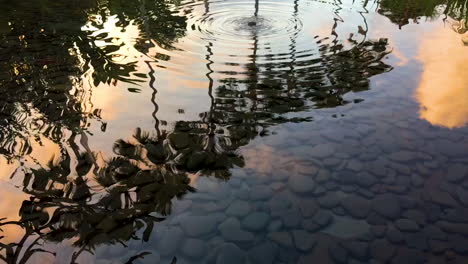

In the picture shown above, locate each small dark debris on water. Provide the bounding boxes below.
[248,21,256,27]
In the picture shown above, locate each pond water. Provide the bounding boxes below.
[0,0,468,263]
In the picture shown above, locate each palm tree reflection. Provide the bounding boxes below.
[0,120,247,263]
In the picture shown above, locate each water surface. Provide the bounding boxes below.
[1,0,468,263]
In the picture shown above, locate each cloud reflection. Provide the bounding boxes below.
[416,26,468,128]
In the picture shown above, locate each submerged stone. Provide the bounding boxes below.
[241,212,270,231]
[434,139,466,158]
[355,172,377,188]
[153,227,184,256]
[436,221,468,235]
[280,209,302,228]
[181,238,207,259]
[387,151,416,162]
[226,200,251,217]
[248,242,278,264]
[298,198,319,218]
[268,220,283,232]
[249,185,273,200]
[318,193,342,209]
[390,248,425,264]
[447,163,468,183]
[370,225,386,238]
[309,144,335,158]
[288,175,316,194]
[340,240,369,260]
[450,234,468,254]
[268,231,294,248]
[428,189,458,208]
[371,194,401,219]
[312,210,333,227]
[292,230,317,252]
[428,239,449,254]
[329,243,349,264]
[386,226,404,244]
[402,210,426,226]
[322,215,370,239]
[405,232,428,251]
[347,160,364,172]
[410,174,424,187]
[341,195,371,219]
[216,243,246,264]
[456,186,468,207]
[180,215,217,237]
[370,239,395,262]
[424,225,447,241]
[219,218,255,243]
[395,219,420,232]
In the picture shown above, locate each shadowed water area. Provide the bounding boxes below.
[0,0,468,263]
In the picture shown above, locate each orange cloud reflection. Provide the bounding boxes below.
[416,27,468,128]
[0,182,30,244]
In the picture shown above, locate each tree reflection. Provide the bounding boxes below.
[378,0,468,28]
[0,121,246,263]
[0,0,187,160]
[0,0,394,263]
[0,0,188,262]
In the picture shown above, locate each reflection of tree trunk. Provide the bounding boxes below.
[145,61,161,138]
[80,131,98,175]
[250,0,259,113]
[255,0,259,17]
[204,42,215,137]
[63,132,80,198]
[138,0,162,138]
[331,0,344,46]
[203,1,216,137]
[204,0,209,13]
[288,0,299,92]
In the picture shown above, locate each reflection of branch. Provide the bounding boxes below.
[123,251,151,264]
[0,222,54,264]
[70,245,87,264]
[358,1,370,43]
[19,247,55,264]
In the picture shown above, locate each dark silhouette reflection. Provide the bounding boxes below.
[0,0,188,262]
[378,0,468,28]
[94,0,187,53]
[0,0,187,160]
[0,122,246,263]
